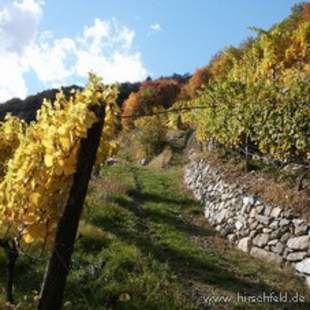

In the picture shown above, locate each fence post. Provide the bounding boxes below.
[38,103,105,310]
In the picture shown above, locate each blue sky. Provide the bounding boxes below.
[0,0,304,101]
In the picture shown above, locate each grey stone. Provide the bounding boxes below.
[264,205,273,217]
[204,208,211,219]
[139,158,148,166]
[241,229,250,237]
[283,248,291,258]
[227,234,236,243]
[256,205,264,215]
[249,209,257,218]
[243,196,255,207]
[294,223,309,236]
[270,221,279,230]
[287,236,309,250]
[270,207,282,218]
[214,210,228,224]
[282,209,294,219]
[286,252,308,262]
[185,159,310,286]
[255,200,263,206]
[249,222,258,230]
[250,247,283,264]
[295,258,310,275]
[271,242,284,255]
[227,218,234,225]
[222,193,231,201]
[256,215,270,225]
[238,237,251,253]
[250,230,259,238]
[215,225,222,232]
[270,229,281,239]
[279,219,290,227]
[240,204,248,215]
[268,239,278,246]
[293,219,305,226]
[235,221,244,231]
[223,225,235,237]
[253,233,269,247]
[280,232,292,243]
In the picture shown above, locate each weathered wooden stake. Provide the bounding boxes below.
[0,239,19,304]
[38,104,105,310]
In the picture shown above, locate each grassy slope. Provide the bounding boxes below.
[1,165,310,309]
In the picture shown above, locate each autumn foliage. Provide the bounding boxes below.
[170,4,310,161]
[304,3,310,21]
[180,47,244,99]
[122,79,181,128]
[183,66,210,98]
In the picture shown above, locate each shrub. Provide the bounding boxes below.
[122,79,180,129]
[184,65,210,98]
[135,116,167,160]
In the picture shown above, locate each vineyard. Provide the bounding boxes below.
[0,3,309,310]
[0,74,120,309]
[167,7,309,163]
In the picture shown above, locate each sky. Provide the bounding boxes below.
[0,0,304,102]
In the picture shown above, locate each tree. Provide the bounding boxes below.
[122,79,181,128]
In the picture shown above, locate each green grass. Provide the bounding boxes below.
[1,165,310,309]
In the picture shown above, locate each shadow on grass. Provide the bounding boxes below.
[113,194,215,239]
[0,254,44,300]
[90,184,281,301]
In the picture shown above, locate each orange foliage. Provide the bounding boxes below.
[304,3,310,21]
[180,46,243,99]
[185,66,210,98]
[122,79,180,128]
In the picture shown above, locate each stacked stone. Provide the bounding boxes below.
[184,160,310,288]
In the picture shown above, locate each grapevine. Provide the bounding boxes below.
[0,74,119,245]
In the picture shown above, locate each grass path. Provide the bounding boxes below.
[1,165,310,309]
[76,165,310,309]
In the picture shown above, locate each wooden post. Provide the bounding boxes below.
[245,134,249,173]
[0,239,19,305]
[38,103,105,310]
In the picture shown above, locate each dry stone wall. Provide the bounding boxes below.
[184,159,310,288]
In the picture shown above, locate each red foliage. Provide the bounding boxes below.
[304,3,310,21]
[141,79,180,108]
[185,66,210,98]
[122,79,181,128]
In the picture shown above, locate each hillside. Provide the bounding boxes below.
[0,82,138,123]
[1,165,309,309]
[2,4,307,162]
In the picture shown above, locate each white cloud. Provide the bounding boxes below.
[75,18,147,83]
[150,23,161,33]
[25,37,77,83]
[76,51,147,84]
[0,0,43,54]
[0,0,43,101]
[0,52,28,101]
[0,1,148,102]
